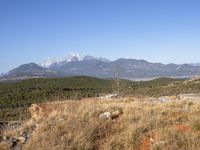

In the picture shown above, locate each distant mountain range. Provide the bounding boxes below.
[1,52,200,81]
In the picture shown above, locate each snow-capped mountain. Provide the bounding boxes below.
[40,52,110,68]
[40,52,82,68]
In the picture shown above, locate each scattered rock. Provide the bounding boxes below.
[99,110,123,120]
[18,136,26,144]
[2,136,9,141]
[28,103,55,121]
[10,138,19,150]
[18,131,29,144]
[1,131,29,149]
[99,94,118,99]
[22,131,28,138]
[99,112,111,120]
[159,97,169,103]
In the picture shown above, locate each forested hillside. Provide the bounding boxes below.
[0,76,114,108]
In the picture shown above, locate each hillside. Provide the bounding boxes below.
[1,76,199,121]
[1,77,200,149]
[0,76,114,121]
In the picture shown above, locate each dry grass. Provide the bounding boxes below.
[1,98,200,150]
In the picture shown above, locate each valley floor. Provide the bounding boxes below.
[1,97,200,150]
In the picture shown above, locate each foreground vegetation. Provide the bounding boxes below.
[1,98,200,150]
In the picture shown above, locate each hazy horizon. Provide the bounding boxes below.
[1,0,200,72]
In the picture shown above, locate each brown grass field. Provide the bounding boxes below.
[1,97,200,150]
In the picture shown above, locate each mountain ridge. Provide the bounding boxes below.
[1,57,200,81]
[1,52,200,80]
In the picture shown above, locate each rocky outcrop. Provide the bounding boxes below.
[1,130,29,150]
[28,103,57,121]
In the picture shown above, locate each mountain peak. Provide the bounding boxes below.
[40,52,82,68]
[40,52,110,68]
[9,63,45,74]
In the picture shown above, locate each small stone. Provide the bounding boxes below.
[18,136,26,144]
[99,112,111,120]
[10,138,18,149]
[18,131,28,144]
[59,118,64,121]
[2,136,8,141]
[150,138,154,142]
[22,131,28,138]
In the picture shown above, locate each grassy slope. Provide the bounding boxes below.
[1,98,200,150]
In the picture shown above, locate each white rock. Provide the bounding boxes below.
[18,136,26,144]
[99,112,111,120]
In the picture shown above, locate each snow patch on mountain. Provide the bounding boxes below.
[40,52,82,68]
[40,57,61,68]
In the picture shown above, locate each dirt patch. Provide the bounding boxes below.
[138,136,151,150]
[173,124,190,132]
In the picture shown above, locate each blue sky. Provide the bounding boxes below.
[1,0,200,72]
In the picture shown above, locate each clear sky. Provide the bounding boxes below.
[1,0,200,72]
